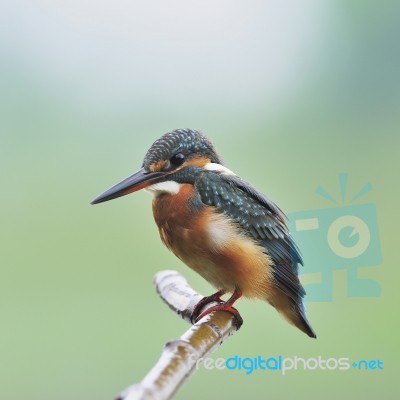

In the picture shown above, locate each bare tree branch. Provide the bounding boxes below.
[117,270,243,400]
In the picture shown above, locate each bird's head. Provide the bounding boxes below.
[91,128,222,204]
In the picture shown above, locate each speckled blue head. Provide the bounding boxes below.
[143,128,221,171]
[91,128,222,204]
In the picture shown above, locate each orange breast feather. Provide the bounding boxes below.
[152,184,274,299]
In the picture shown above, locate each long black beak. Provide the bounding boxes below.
[91,167,167,204]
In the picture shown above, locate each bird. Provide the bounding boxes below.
[91,128,316,338]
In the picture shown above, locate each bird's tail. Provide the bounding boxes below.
[287,301,317,338]
[269,293,317,338]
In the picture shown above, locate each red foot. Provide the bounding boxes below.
[191,288,243,323]
[195,303,240,322]
[191,289,226,323]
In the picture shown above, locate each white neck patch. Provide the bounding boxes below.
[204,163,236,176]
[145,180,181,196]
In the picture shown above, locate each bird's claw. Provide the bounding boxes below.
[190,290,226,324]
[194,303,242,324]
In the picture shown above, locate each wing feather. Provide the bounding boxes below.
[195,171,305,301]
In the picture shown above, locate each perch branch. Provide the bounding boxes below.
[117,270,243,400]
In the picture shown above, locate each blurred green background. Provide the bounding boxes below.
[1,1,399,399]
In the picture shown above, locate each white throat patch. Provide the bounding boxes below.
[145,180,181,196]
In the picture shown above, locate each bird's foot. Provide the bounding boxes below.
[191,288,243,324]
[190,289,226,323]
[194,303,241,323]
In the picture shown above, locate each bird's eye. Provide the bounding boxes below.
[170,153,185,167]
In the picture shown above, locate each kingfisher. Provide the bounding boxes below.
[91,129,316,338]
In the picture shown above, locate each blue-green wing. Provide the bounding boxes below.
[195,171,305,301]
